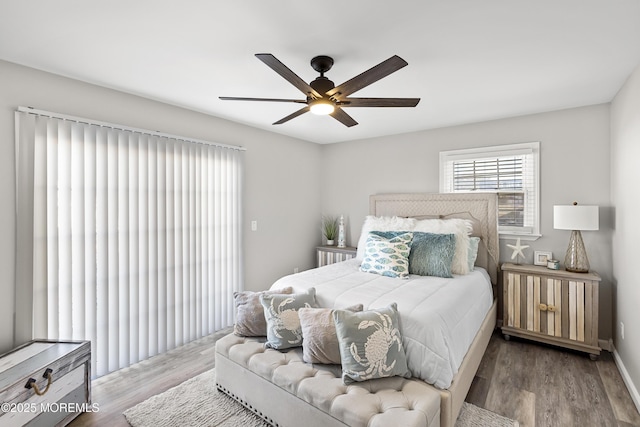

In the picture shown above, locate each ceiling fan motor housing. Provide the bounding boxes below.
[310,77,335,98]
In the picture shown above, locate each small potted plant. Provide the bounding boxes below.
[322,215,339,245]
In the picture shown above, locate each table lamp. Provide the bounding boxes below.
[553,203,599,273]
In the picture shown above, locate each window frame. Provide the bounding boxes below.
[439,142,541,240]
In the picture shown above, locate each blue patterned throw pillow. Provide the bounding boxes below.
[359,232,413,278]
[333,303,410,384]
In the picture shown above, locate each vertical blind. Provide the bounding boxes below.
[440,143,539,235]
[15,108,244,377]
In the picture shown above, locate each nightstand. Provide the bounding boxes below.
[501,263,601,359]
[316,246,357,267]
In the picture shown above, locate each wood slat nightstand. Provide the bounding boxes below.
[501,263,601,359]
[316,246,357,267]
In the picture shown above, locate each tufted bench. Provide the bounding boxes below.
[215,333,441,427]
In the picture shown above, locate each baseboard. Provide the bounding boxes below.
[599,338,613,352]
[612,345,640,414]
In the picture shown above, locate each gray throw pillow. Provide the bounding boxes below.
[233,287,293,337]
[333,303,410,384]
[299,304,364,364]
[260,288,318,350]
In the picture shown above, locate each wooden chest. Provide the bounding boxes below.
[0,340,91,427]
[501,263,601,359]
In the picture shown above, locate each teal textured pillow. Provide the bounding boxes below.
[409,232,456,278]
[467,237,480,272]
[260,288,318,350]
[333,303,410,384]
[359,232,413,278]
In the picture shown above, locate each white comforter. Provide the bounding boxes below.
[270,259,493,389]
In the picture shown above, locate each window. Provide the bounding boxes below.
[15,107,244,377]
[440,142,540,239]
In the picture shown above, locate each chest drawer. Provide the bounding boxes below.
[0,340,91,427]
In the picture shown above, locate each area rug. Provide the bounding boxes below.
[124,369,518,427]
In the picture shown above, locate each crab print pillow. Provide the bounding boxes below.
[260,288,318,350]
[333,303,410,384]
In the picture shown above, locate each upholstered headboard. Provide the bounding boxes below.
[369,193,499,285]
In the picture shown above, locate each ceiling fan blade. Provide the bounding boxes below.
[340,97,420,108]
[330,108,358,127]
[327,56,408,99]
[255,53,322,99]
[273,106,310,125]
[219,96,307,104]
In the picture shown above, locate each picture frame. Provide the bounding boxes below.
[534,250,553,266]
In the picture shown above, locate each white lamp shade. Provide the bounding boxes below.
[553,205,599,231]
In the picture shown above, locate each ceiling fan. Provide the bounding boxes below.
[220,53,420,127]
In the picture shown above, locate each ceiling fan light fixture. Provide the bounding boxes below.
[309,99,335,115]
[220,54,419,127]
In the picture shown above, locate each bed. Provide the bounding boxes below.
[216,193,499,427]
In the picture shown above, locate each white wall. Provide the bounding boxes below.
[320,105,613,340]
[0,60,322,353]
[611,63,640,406]
[0,58,622,359]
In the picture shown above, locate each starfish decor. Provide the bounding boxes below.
[507,238,529,264]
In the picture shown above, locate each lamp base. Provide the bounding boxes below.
[565,266,590,273]
[564,230,590,273]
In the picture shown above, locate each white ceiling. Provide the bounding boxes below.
[1,1,639,144]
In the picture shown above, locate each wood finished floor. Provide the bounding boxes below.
[70,329,640,427]
[467,333,640,427]
[70,328,231,427]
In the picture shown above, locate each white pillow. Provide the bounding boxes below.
[413,218,473,275]
[356,216,417,259]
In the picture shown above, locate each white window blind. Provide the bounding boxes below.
[440,142,540,238]
[15,107,244,377]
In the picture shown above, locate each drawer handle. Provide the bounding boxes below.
[538,303,557,312]
[25,368,53,396]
